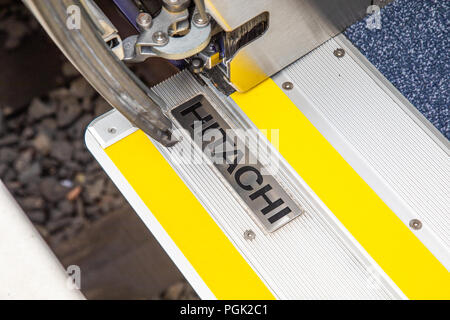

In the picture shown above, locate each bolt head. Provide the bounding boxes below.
[153,31,169,45]
[207,43,216,52]
[244,230,256,241]
[108,127,117,134]
[409,219,423,230]
[191,57,204,73]
[191,58,203,68]
[193,12,210,27]
[136,13,152,30]
[162,0,190,12]
[334,48,346,58]
[282,82,294,90]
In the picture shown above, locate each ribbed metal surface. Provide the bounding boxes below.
[152,70,399,299]
[280,39,449,249]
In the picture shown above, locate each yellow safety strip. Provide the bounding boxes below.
[231,79,450,300]
[105,130,275,300]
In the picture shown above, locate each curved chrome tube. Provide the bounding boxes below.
[24,0,177,146]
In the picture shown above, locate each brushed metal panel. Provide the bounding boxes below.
[151,70,402,299]
[273,36,450,269]
[206,0,372,92]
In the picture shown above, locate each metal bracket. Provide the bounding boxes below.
[123,7,211,62]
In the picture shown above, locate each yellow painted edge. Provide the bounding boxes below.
[231,78,450,300]
[229,52,268,93]
[105,130,275,300]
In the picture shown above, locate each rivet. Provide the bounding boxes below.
[244,230,256,241]
[409,219,422,230]
[108,127,117,134]
[136,13,152,30]
[282,82,294,90]
[334,48,346,58]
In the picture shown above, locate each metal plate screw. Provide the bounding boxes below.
[409,219,422,230]
[193,12,210,27]
[282,82,294,90]
[153,31,169,45]
[244,230,256,241]
[136,12,152,30]
[334,48,345,58]
[108,127,117,134]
